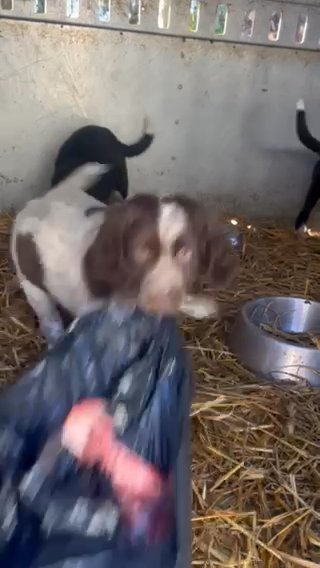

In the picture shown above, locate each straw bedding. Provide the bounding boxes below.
[1,212,320,567]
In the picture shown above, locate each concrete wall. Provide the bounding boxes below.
[1,19,320,220]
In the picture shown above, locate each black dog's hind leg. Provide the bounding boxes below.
[295,178,320,230]
[114,163,128,199]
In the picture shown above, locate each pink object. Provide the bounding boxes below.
[62,399,165,530]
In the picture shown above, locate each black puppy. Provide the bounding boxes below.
[295,99,320,231]
[51,120,154,204]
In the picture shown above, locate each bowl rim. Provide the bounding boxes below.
[238,296,320,352]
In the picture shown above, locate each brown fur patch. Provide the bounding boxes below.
[15,232,45,290]
[15,233,73,329]
[84,195,160,299]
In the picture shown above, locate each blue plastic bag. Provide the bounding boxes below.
[0,301,191,567]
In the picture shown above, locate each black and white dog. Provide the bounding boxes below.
[51,120,154,205]
[295,99,320,232]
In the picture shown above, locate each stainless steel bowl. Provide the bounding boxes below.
[228,296,320,387]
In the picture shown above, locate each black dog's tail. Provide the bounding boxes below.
[296,99,320,154]
[120,118,154,158]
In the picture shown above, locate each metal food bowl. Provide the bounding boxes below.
[228,296,320,387]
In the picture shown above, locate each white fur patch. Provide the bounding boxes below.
[296,99,305,111]
[158,202,187,252]
[11,165,108,319]
[137,201,188,312]
[14,203,103,315]
[180,295,219,319]
[53,162,111,191]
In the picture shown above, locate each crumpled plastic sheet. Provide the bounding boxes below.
[0,301,191,568]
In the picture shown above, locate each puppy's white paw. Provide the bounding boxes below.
[296,99,305,111]
[180,295,219,320]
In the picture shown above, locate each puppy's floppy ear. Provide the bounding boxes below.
[84,195,159,298]
[84,202,131,297]
[198,222,240,290]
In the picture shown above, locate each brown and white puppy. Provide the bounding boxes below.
[11,163,239,345]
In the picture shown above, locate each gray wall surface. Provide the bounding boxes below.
[1,19,320,220]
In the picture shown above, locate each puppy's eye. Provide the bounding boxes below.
[134,245,153,264]
[173,237,192,262]
[134,236,160,264]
